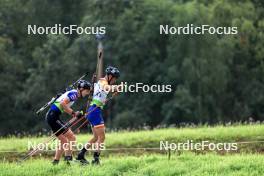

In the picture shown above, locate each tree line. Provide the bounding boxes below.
[0,0,264,135]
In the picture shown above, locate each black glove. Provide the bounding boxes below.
[75,111,83,119]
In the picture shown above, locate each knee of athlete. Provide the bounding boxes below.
[59,138,68,145]
[89,136,97,144]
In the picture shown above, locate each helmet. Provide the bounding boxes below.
[77,80,91,90]
[105,66,120,78]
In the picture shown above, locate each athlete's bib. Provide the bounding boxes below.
[90,80,109,108]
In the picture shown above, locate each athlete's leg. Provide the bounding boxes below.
[46,109,68,164]
[54,134,68,160]
[63,129,76,160]
[77,105,103,163]
[92,125,105,164]
[86,127,98,149]
[77,127,98,162]
[93,125,105,151]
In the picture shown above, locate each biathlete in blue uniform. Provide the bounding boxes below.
[76,66,120,164]
[45,80,91,165]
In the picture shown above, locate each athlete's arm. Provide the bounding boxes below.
[60,98,75,116]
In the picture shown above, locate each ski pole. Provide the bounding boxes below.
[18,116,84,163]
[74,120,88,133]
[18,104,102,163]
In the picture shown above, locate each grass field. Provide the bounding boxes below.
[1,153,264,176]
[1,124,264,153]
[1,124,264,176]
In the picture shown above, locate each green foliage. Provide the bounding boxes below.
[0,0,264,134]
